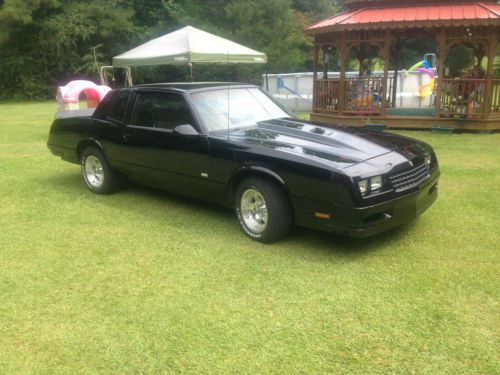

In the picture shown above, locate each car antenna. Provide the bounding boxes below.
[227,50,230,140]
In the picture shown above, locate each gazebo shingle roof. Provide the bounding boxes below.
[306,2,500,33]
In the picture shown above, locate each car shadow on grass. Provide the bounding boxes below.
[42,170,233,221]
[115,184,407,259]
[284,224,414,257]
[43,171,415,257]
[40,170,86,192]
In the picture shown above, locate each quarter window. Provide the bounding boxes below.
[131,91,194,130]
[107,90,130,123]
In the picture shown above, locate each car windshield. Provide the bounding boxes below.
[189,87,291,134]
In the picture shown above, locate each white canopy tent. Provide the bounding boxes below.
[112,25,267,67]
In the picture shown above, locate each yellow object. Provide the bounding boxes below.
[315,212,331,219]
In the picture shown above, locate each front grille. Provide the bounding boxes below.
[389,162,430,192]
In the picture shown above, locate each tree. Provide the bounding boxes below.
[292,0,339,22]
[0,0,134,99]
[225,0,310,72]
[0,0,340,99]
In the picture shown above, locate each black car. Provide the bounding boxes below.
[47,83,440,243]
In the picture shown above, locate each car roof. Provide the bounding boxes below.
[132,82,256,92]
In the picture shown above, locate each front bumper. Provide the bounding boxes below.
[293,169,440,238]
[342,174,439,238]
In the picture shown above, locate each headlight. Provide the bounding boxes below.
[371,175,382,191]
[358,179,368,195]
[425,154,432,166]
[358,175,383,196]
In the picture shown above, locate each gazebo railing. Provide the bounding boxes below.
[344,77,390,115]
[314,77,499,120]
[313,79,340,112]
[314,76,394,114]
[440,78,487,118]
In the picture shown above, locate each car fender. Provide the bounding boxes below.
[225,165,291,205]
[76,137,106,161]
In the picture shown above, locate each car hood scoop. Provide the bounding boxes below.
[229,118,410,167]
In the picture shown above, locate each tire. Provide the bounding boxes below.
[80,146,120,194]
[235,177,293,243]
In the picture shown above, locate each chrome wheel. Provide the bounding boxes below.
[84,155,104,188]
[240,188,268,234]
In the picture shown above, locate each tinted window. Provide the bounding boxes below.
[93,91,114,119]
[131,91,194,130]
[107,90,130,123]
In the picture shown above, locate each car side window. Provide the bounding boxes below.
[93,91,115,119]
[131,91,194,130]
[107,90,130,123]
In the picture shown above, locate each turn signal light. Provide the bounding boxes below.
[315,212,331,219]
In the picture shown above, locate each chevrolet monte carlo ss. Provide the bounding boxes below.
[47,83,440,243]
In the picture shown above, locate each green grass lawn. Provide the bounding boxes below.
[0,102,499,374]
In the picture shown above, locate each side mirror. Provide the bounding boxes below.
[173,124,199,136]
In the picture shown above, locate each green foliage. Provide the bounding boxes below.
[0,0,135,99]
[445,45,475,76]
[292,0,339,22]
[225,0,310,72]
[0,0,56,44]
[0,0,340,99]
[394,37,438,70]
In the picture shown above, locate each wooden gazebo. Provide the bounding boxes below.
[306,0,500,131]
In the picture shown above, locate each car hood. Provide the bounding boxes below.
[228,118,429,168]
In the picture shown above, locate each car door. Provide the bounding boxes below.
[120,89,215,200]
[90,89,132,168]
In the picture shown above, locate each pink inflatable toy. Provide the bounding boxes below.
[57,80,111,111]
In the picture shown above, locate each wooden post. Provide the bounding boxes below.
[313,43,319,111]
[381,31,391,116]
[322,47,329,80]
[338,32,348,115]
[483,28,497,118]
[357,45,366,76]
[392,38,400,108]
[435,30,447,119]
[313,44,319,81]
